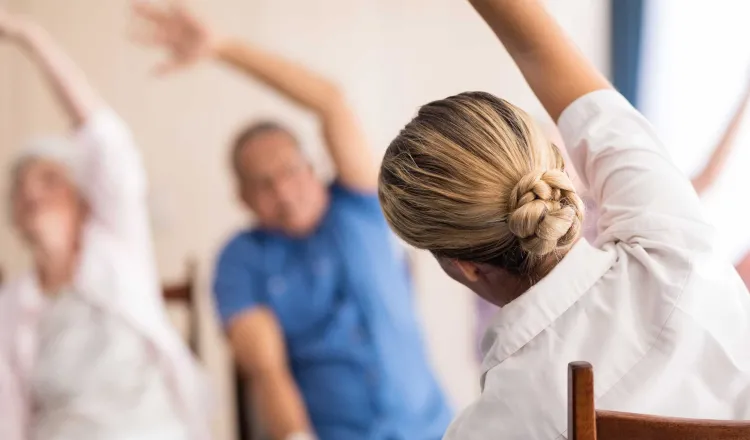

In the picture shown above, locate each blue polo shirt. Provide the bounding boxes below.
[213,183,452,440]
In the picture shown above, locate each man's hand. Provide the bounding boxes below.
[131,0,221,75]
[130,0,377,190]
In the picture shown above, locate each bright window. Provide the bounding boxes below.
[639,0,750,261]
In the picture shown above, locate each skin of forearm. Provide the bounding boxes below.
[212,36,377,190]
[692,95,750,195]
[213,38,339,114]
[249,368,313,440]
[14,22,102,128]
[468,0,610,120]
[468,0,554,55]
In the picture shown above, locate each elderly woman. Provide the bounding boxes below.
[0,10,209,440]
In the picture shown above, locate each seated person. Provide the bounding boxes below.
[377,0,750,439]
[131,2,452,440]
[0,10,209,440]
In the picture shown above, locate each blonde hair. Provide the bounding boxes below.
[378,92,584,279]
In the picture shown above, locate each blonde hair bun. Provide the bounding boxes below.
[379,91,586,279]
[507,169,584,256]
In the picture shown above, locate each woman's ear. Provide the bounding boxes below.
[454,260,481,282]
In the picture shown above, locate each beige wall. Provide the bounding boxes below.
[0,1,610,439]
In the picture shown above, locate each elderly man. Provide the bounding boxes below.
[0,10,209,440]
[132,1,453,440]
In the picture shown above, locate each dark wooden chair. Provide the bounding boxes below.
[568,361,750,440]
[235,366,255,440]
[162,260,200,353]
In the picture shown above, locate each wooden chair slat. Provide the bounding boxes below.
[597,410,750,440]
[161,259,199,353]
[569,361,597,440]
[569,362,750,440]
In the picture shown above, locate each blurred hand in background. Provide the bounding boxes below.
[131,0,221,74]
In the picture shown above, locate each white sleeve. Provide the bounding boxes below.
[0,352,26,440]
[557,90,712,247]
[73,109,149,238]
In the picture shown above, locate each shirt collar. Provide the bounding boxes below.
[479,239,616,385]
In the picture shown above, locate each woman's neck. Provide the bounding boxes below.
[486,245,576,308]
[34,245,79,295]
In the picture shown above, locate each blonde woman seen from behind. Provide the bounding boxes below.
[378,1,750,439]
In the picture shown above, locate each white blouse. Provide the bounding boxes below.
[0,110,210,440]
[31,291,187,440]
[444,90,750,440]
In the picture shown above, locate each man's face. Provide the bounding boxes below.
[236,130,327,236]
[11,159,85,246]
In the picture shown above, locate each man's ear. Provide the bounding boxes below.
[454,260,481,282]
[237,182,252,207]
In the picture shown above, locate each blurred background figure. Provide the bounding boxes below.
[0,8,209,440]
[688,79,750,197]
[131,1,452,440]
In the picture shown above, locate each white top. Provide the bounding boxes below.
[31,291,187,440]
[444,90,750,440]
[0,110,211,440]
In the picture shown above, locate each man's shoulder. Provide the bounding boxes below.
[218,228,266,258]
[215,228,296,275]
[328,181,380,210]
[325,181,389,234]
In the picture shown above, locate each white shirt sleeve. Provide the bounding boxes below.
[72,109,149,240]
[557,90,711,246]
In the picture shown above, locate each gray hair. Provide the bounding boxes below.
[230,120,300,179]
[10,136,85,193]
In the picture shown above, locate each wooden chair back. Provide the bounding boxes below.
[568,361,750,440]
[235,365,254,440]
[161,260,199,353]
